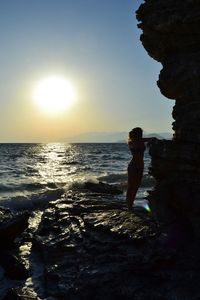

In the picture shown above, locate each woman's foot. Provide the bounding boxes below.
[126,198,132,211]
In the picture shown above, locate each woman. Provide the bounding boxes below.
[126,127,152,211]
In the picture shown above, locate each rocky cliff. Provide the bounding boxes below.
[136,0,200,237]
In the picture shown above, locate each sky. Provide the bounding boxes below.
[0,0,174,142]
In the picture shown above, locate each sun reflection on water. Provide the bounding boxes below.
[35,143,75,187]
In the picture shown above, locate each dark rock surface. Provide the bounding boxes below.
[3,287,41,300]
[136,0,200,237]
[0,207,30,299]
[84,181,123,195]
[0,253,29,280]
[28,191,200,300]
[1,189,200,299]
[0,207,29,245]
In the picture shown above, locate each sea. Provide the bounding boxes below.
[0,143,154,211]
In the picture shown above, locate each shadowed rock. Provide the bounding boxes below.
[0,253,29,280]
[0,208,30,298]
[29,191,200,300]
[84,181,123,195]
[136,0,200,238]
[3,288,41,300]
[0,208,30,245]
[31,192,161,299]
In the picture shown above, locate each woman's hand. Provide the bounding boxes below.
[146,137,157,147]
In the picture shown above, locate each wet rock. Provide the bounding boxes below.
[23,189,200,299]
[136,0,200,238]
[0,208,30,246]
[0,252,29,280]
[3,287,41,300]
[31,192,169,299]
[0,208,30,298]
[84,181,123,195]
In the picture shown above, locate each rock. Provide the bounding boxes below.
[28,190,200,299]
[84,181,123,195]
[0,208,30,246]
[0,252,29,280]
[0,208,30,298]
[30,191,167,299]
[136,0,200,238]
[3,287,41,300]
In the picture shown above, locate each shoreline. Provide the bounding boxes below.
[1,184,199,299]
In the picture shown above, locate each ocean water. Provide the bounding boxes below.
[0,143,154,210]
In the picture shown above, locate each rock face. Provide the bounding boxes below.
[136,0,200,237]
[30,191,200,299]
[32,191,162,299]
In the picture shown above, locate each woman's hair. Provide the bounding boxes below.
[128,127,143,142]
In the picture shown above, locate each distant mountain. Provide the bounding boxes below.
[155,132,173,139]
[68,131,173,143]
[68,132,127,143]
[144,132,173,140]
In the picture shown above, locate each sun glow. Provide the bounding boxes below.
[33,76,77,115]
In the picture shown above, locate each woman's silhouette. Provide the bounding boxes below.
[126,127,153,211]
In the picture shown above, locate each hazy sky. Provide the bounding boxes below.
[1,0,174,142]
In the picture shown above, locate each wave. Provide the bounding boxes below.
[0,182,66,193]
[63,161,80,165]
[97,173,155,187]
[0,188,65,211]
[0,173,155,211]
[0,184,15,192]
[112,155,126,160]
[98,173,127,184]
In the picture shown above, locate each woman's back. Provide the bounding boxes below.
[129,140,145,155]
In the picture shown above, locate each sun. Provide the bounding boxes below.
[32,76,77,115]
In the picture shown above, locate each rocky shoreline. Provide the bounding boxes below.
[0,183,200,299]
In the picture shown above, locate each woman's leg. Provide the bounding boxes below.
[126,168,143,211]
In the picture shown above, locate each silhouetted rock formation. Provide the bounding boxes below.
[136,0,200,238]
